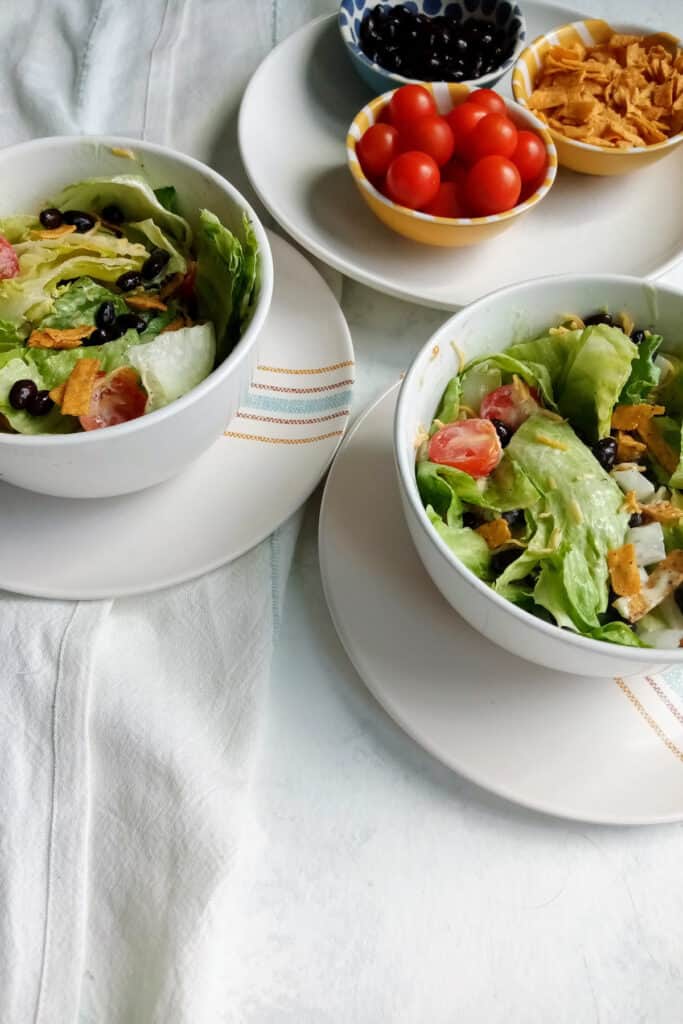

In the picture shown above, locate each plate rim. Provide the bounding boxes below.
[239,6,683,312]
[0,231,354,602]
[319,382,683,826]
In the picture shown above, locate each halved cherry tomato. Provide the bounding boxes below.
[462,113,518,163]
[468,89,507,115]
[423,181,468,218]
[357,124,402,180]
[446,103,487,158]
[385,151,440,210]
[480,382,540,431]
[79,367,147,431]
[401,115,454,167]
[428,419,502,477]
[511,130,547,183]
[388,84,436,131]
[0,235,19,279]
[177,262,197,303]
[466,155,521,216]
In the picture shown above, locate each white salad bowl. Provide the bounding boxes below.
[395,274,683,678]
[0,135,273,498]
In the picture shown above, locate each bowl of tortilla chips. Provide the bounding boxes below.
[512,19,683,175]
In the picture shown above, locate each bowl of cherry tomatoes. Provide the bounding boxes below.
[346,83,557,247]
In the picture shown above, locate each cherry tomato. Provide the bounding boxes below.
[0,235,19,280]
[446,102,487,157]
[480,383,540,431]
[466,156,521,216]
[401,115,454,167]
[441,159,468,188]
[388,84,437,130]
[423,182,468,218]
[511,130,547,183]
[428,419,502,477]
[385,151,440,210]
[357,124,402,180]
[376,104,394,125]
[468,89,507,115]
[463,113,518,163]
[79,367,147,431]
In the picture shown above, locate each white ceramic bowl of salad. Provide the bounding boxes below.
[0,135,273,498]
[395,274,683,677]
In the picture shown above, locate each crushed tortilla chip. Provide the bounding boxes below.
[476,519,512,550]
[27,325,90,349]
[159,273,185,300]
[48,382,66,406]
[616,430,647,462]
[61,358,100,417]
[611,403,665,431]
[125,294,168,312]
[161,316,187,333]
[614,549,683,621]
[622,490,640,515]
[607,543,641,597]
[640,501,683,524]
[30,224,77,240]
[528,30,683,149]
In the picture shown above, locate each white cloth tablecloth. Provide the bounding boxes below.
[3,1,683,1022]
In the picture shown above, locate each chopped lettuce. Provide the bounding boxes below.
[656,352,683,418]
[128,323,216,411]
[0,318,25,350]
[425,506,492,578]
[0,357,75,433]
[434,376,462,423]
[619,332,662,404]
[417,454,539,528]
[195,210,259,359]
[52,175,192,247]
[124,220,187,277]
[40,277,128,329]
[0,215,40,243]
[154,186,180,214]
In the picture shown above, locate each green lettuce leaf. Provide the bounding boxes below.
[425,506,492,579]
[124,220,187,277]
[656,352,683,419]
[0,318,25,350]
[558,324,637,440]
[52,175,192,247]
[0,357,76,434]
[589,622,648,647]
[128,323,216,411]
[504,414,629,633]
[154,186,180,214]
[434,375,461,424]
[0,215,39,243]
[195,210,259,359]
[619,332,662,404]
[40,277,128,329]
[417,454,539,527]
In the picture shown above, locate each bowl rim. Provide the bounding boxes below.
[394,270,683,664]
[0,133,274,447]
[512,19,683,156]
[347,84,558,226]
[338,0,528,91]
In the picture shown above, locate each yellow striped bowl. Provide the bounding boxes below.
[512,19,683,176]
[346,83,557,248]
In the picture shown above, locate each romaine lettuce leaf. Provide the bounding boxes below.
[40,277,128,329]
[195,210,259,359]
[154,186,180,214]
[0,318,25,350]
[504,414,629,633]
[52,175,192,247]
[434,375,461,424]
[656,351,683,418]
[417,454,539,527]
[124,220,187,277]
[558,324,637,440]
[425,506,492,578]
[589,622,648,647]
[619,332,662,405]
[0,215,39,243]
[0,357,76,433]
[128,323,216,411]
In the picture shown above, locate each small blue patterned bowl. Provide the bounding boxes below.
[339,0,526,95]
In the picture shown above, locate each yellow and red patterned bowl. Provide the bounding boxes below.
[346,82,557,248]
[512,19,683,176]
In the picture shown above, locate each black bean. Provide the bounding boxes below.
[491,548,522,574]
[105,320,125,341]
[141,248,171,281]
[116,270,142,292]
[9,379,38,411]
[584,311,614,327]
[39,207,63,229]
[62,209,96,233]
[592,436,618,471]
[102,203,124,225]
[490,418,512,447]
[502,508,525,528]
[95,300,117,330]
[631,328,646,345]
[26,389,54,416]
[629,513,644,528]
[462,510,480,529]
[116,312,147,334]
[84,328,110,347]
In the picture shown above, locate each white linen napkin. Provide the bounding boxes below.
[0,0,332,1019]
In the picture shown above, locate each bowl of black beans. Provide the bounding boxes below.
[339,0,526,95]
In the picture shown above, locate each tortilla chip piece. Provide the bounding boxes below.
[48,382,66,406]
[612,404,665,431]
[30,225,77,240]
[125,293,168,312]
[640,501,683,525]
[161,316,186,333]
[607,543,642,597]
[528,88,569,110]
[476,519,512,550]
[616,431,647,463]
[61,358,100,417]
[27,325,91,349]
[614,550,683,622]
[622,490,641,516]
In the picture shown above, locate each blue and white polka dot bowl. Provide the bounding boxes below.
[339,0,527,95]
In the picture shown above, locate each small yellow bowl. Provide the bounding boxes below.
[346,83,557,248]
[512,19,683,176]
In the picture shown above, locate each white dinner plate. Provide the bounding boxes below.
[239,6,683,310]
[0,232,354,600]
[319,384,683,825]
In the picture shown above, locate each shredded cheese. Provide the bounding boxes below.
[450,340,465,373]
[622,490,640,515]
[569,500,584,524]
[535,433,569,451]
